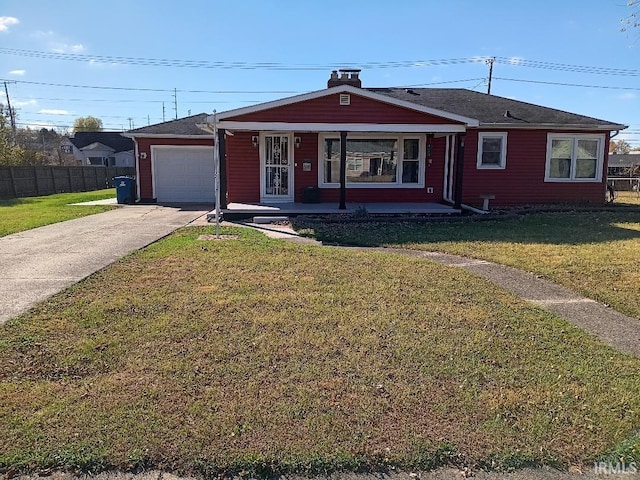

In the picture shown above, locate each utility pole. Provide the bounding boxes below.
[128,117,133,130]
[486,57,495,95]
[3,81,17,135]
[147,114,150,126]
[173,88,178,120]
[162,102,166,122]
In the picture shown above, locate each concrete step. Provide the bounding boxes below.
[252,216,289,224]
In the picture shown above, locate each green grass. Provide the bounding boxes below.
[293,211,640,320]
[1,226,640,476]
[0,189,116,237]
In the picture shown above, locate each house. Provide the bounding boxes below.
[126,70,626,208]
[608,153,640,177]
[62,132,134,167]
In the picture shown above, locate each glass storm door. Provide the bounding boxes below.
[262,134,293,202]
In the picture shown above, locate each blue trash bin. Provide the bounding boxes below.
[114,176,135,204]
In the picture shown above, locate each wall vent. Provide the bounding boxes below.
[339,94,351,106]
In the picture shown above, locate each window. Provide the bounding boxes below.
[320,134,424,187]
[402,139,420,183]
[88,157,104,166]
[545,134,604,182]
[477,132,507,169]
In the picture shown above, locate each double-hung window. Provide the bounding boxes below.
[320,134,424,187]
[545,134,604,182]
[477,132,507,169]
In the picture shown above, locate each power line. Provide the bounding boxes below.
[494,57,640,77]
[0,78,303,94]
[495,77,640,91]
[0,48,484,70]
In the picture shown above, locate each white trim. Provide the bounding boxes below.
[544,133,606,183]
[213,85,479,126]
[260,132,294,202]
[474,123,626,131]
[218,121,466,133]
[150,145,216,200]
[317,133,426,189]
[443,135,450,202]
[476,132,508,170]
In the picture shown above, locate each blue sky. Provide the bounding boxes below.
[1,0,639,146]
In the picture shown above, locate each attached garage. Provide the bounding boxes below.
[152,146,215,203]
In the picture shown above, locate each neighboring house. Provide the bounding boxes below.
[126,70,626,207]
[62,132,134,167]
[608,153,640,177]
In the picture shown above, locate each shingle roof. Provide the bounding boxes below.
[127,113,210,136]
[124,89,625,137]
[69,132,132,153]
[368,88,624,128]
[609,153,640,168]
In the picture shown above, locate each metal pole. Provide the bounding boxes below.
[212,110,221,238]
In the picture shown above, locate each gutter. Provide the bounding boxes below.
[461,203,489,215]
[132,137,141,202]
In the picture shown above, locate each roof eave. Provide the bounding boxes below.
[476,123,628,131]
[123,133,213,139]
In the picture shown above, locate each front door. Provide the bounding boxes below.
[261,133,293,202]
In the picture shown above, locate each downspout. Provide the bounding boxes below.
[453,134,465,209]
[133,137,141,202]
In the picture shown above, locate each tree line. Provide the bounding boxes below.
[1,107,104,166]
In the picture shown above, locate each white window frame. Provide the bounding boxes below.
[476,132,507,169]
[544,133,605,183]
[318,133,426,188]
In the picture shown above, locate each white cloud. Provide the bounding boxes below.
[88,58,120,69]
[25,121,56,130]
[51,43,86,54]
[13,99,37,107]
[38,109,69,115]
[617,92,637,100]
[470,56,489,64]
[9,69,25,75]
[0,16,19,32]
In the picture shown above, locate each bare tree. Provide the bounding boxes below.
[622,0,639,32]
[610,139,632,154]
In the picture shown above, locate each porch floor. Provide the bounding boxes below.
[210,202,460,219]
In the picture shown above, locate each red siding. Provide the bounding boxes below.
[226,93,464,125]
[293,133,319,202]
[460,129,610,207]
[135,137,213,201]
[225,132,260,203]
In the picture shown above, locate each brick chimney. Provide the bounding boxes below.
[328,69,362,88]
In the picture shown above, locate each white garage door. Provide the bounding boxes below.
[153,147,215,203]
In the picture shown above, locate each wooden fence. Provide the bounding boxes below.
[0,166,135,199]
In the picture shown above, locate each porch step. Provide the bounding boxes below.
[252,216,290,224]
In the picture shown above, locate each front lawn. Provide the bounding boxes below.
[0,189,116,237]
[1,226,639,477]
[616,191,640,206]
[294,211,640,320]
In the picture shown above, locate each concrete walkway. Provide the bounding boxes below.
[0,205,208,324]
[239,221,640,359]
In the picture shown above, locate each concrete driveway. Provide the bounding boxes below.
[0,205,209,324]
